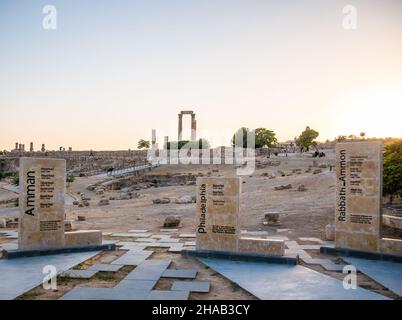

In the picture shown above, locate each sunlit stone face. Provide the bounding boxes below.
[18,157,66,250]
[196,177,241,252]
[335,142,382,252]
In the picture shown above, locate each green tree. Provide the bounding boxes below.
[11,172,19,186]
[336,135,347,142]
[360,132,366,139]
[296,126,319,151]
[231,127,252,148]
[166,139,210,150]
[253,128,277,148]
[137,139,150,149]
[66,175,75,186]
[383,140,402,204]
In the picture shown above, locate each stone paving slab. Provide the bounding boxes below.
[0,251,100,300]
[171,281,210,293]
[179,233,196,238]
[299,237,324,243]
[125,259,171,280]
[198,258,389,300]
[343,257,402,296]
[168,244,184,253]
[299,245,322,250]
[0,231,18,239]
[241,230,269,236]
[133,238,158,243]
[115,279,157,291]
[0,241,18,251]
[146,290,189,300]
[111,233,152,238]
[184,241,196,246]
[60,286,150,300]
[162,269,197,279]
[157,238,180,243]
[60,269,98,279]
[160,229,178,232]
[128,230,149,233]
[111,251,153,266]
[87,264,123,272]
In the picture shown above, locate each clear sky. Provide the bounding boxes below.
[1,0,402,150]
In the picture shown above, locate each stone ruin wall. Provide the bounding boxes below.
[0,150,149,176]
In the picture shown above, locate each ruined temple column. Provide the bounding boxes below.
[15,142,18,151]
[41,144,46,152]
[30,142,34,152]
[191,114,197,141]
[164,136,169,149]
[178,113,183,141]
[152,129,156,148]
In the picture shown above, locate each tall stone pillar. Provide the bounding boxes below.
[164,136,169,149]
[30,142,34,152]
[191,114,197,141]
[178,113,183,141]
[41,144,46,152]
[152,129,156,148]
[15,142,18,151]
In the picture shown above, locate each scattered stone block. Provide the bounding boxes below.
[152,198,170,204]
[297,185,307,192]
[163,215,181,228]
[313,169,322,174]
[274,184,292,191]
[77,215,86,221]
[65,230,102,246]
[263,212,281,225]
[98,199,110,206]
[64,221,73,232]
[238,237,285,256]
[175,195,193,204]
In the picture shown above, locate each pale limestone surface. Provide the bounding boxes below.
[196,177,240,252]
[18,158,66,250]
[238,237,284,256]
[65,230,102,246]
[334,142,401,256]
[335,142,382,252]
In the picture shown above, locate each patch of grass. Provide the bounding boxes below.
[94,271,116,281]
[120,265,135,274]
[72,262,87,270]
[56,276,76,286]
[16,288,43,300]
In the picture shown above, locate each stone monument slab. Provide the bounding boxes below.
[19,157,66,250]
[196,177,240,252]
[335,142,382,252]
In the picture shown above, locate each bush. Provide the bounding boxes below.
[383,140,402,204]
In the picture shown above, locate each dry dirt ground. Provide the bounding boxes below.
[65,151,336,238]
[2,150,400,300]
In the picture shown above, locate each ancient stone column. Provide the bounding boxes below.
[152,129,156,148]
[41,144,46,152]
[30,142,34,152]
[164,136,169,149]
[191,114,197,141]
[15,142,18,151]
[178,113,183,141]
